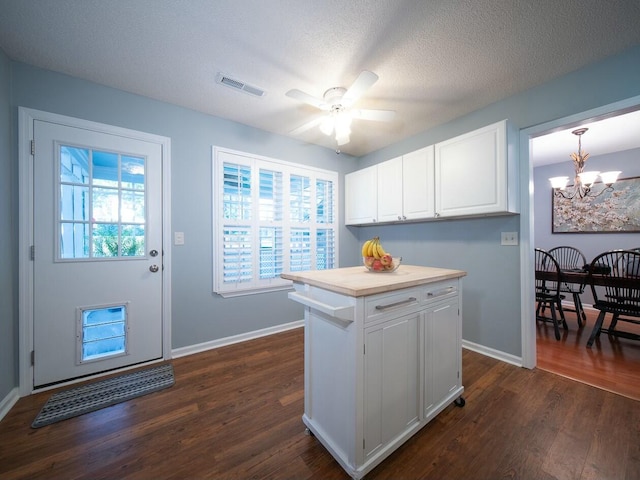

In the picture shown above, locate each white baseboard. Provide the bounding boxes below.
[462,339,523,367]
[171,320,304,358]
[0,387,20,423]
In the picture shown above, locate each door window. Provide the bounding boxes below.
[59,145,146,260]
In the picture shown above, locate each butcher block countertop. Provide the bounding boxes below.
[281,264,467,297]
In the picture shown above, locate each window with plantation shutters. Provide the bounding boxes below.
[213,147,339,296]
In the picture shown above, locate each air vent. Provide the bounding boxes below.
[216,73,266,97]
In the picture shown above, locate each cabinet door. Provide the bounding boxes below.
[424,298,460,416]
[402,146,435,220]
[434,120,507,217]
[377,156,403,222]
[345,165,377,225]
[363,313,420,459]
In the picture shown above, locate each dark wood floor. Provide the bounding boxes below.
[537,306,640,401]
[1,327,639,479]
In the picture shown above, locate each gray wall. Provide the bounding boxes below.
[0,48,15,401]
[534,148,640,304]
[3,44,640,400]
[9,61,361,351]
[358,45,640,358]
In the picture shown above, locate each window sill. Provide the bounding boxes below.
[215,283,294,298]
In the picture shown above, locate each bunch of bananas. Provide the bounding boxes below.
[362,237,397,271]
[361,236,387,259]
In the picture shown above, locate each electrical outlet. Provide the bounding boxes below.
[501,232,518,246]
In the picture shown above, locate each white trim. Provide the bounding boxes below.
[18,107,172,396]
[0,388,20,422]
[172,320,304,358]
[519,94,640,371]
[462,340,523,367]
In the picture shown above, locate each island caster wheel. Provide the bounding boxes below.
[304,427,314,436]
[454,396,466,407]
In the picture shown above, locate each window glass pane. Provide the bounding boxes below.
[60,222,89,259]
[316,179,334,224]
[60,145,89,184]
[259,227,283,279]
[316,229,335,270]
[223,163,252,220]
[80,305,127,362]
[93,223,119,257]
[290,228,311,271]
[259,169,283,221]
[121,155,145,190]
[290,175,311,223]
[93,187,120,222]
[121,225,145,256]
[60,184,89,221]
[92,151,119,187]
[222,227,253,283]
[121,190,145,223]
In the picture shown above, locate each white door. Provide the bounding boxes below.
[32,119,164,387]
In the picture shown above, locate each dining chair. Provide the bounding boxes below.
[535,248,567,340]
[586,249,640,347]
[549,246,588,327]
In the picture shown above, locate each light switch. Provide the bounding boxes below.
[501,232,518,246]
[174,231,185,245]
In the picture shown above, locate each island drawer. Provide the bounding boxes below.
[365,287,422,323]
[422,280,459,304]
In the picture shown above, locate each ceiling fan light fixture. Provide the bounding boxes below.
[319,117,334,136]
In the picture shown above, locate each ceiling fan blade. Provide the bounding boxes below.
[286,89,329,110]
[289,116,324,136]
[351,109,396,122]
[342,70,379,106]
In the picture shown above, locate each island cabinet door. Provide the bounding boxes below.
[423,297,461,417]
[363,312,420,460]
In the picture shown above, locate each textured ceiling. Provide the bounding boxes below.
[1,0,639,157]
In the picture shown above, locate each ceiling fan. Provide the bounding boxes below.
[286,70,395,146]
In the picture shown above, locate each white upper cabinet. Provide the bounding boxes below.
[376,156,403,223]
[345,164,378,225]
[345,120,517,225]
[434,120,518,218]
[402,146,435,220]
[346,146,435,225]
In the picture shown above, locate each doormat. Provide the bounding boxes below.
[32,363,174,428]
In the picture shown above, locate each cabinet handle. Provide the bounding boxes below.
[427,287,455,298]
[375,297,418,311]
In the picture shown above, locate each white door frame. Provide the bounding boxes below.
[519,94,640,369]
[18,107,172,395]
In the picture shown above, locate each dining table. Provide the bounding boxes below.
[535,267,640,346]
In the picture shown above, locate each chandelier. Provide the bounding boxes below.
[549,127,621,199]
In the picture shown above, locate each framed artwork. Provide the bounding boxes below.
[552,176,640,233]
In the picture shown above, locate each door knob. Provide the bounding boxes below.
[149,265,159,273]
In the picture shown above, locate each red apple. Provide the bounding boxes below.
[380,254,393,266]
[384,262,395,270]
[364,256,375,267]
[372,259,384,271]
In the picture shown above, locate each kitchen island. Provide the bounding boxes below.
[282,264,467,479]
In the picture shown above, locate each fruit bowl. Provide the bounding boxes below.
[363,256,402,273]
